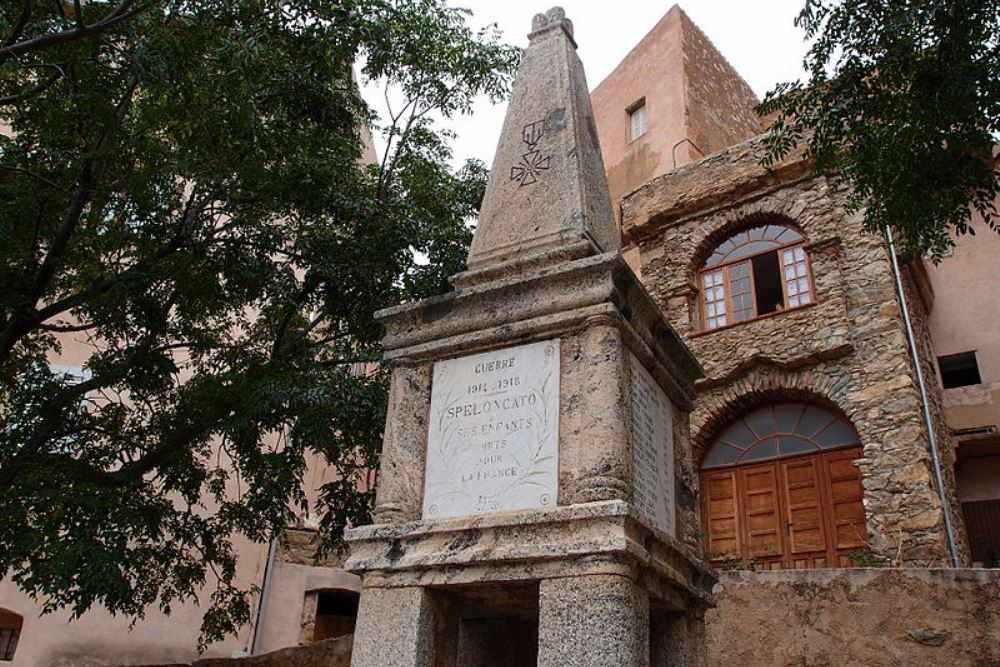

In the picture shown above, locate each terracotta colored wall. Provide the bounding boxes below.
[591,5,761,230]
[924,210,1000,434]
[706,569,1000,667]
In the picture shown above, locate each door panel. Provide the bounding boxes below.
[824,448,867,550]
[739,464,784,558]
[702,470,741,557]
[780,457,828,556]
[701,447,866,569]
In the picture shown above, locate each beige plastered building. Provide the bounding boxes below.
[3,4,998,665]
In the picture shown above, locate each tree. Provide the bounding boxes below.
[758,0,999,258]
[0,0,517,646]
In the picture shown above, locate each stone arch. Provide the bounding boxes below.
[691,375,861,470]
[688,211,805,276]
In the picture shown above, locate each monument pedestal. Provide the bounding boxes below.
[345,8,715,665]
[346,253,715,667]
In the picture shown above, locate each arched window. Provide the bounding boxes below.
[0,609,22,662]
[700,223,814,331]
[702,402,860,469]
[700,402,867,569]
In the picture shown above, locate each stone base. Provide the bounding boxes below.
[345,501,715,667]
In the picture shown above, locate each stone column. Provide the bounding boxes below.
[371,364,432,524]
[351,586,439,667]
[537,574,650,667]
[650,608,707,667]
[563,321,631,503]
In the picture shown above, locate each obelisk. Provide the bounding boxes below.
[346,8,715,667]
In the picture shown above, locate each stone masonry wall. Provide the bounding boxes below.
[623,138,965,565]
[706,568,1000,666]
[678,10,762,163]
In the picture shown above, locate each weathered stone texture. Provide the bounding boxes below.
[623,137,965,564]
[537,574,649,667]
[706,568,1000,666]
[678,10,762,164]
[469,7,618,272]
[278,527,345,568]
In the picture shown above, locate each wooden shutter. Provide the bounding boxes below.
[779,457,830,567]
[702,469,741,558]
[823,448,867,555]
[738,463,784,560]
[962,499,1000,564]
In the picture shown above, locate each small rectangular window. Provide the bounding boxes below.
[628,101,647,141]
[0,628,19,661]
[938,351,982,389]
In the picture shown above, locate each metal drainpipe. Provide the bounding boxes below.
[883,226,961,567]
[250,538,278,655]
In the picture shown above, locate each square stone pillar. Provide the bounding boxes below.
[537,574,650,667]
[351,586,439,667]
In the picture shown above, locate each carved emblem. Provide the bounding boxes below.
[510,119,551,186]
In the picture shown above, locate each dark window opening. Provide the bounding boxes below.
[0,609,22,662]
[939,351,982,389]
[752,251,784,315]
[700,224,813,332]
[314,590,359,642]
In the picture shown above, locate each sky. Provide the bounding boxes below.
[359,1,812,169]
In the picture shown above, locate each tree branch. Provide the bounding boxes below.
[0,78,137,365]
[0,1,158,66]
[2,0,33,49]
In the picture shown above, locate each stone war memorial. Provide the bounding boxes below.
[345,8,715,666]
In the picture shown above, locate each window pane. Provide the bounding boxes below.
[799,405,834,437]
[629,103,647,140]
[774,403,804,433]
[742,438,777,462]
[703,443,742,468]
[814,419,860,448]
[778,436,816,457]
[745,408,775,438]
[702,269,727,330]
[718,419,756,448]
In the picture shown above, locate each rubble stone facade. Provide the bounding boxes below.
[621,137,968,565]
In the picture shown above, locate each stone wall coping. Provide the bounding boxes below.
[716,566,1000,587]
[620,134,812,244]
[344,500,716,606]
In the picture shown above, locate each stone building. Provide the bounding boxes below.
[594,5,1000,570]
[3,4,999,667]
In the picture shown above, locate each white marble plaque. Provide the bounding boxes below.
[630,352,676,536]
[423,340,560,519]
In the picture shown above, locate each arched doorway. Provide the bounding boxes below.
[700,402,868,569]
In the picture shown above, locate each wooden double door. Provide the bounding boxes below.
[701,447,867,569]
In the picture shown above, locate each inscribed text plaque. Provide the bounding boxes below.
[423,340,560,519]
[630,352,676,536]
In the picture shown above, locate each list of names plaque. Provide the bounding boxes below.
[423,340,560,519]
[630,352,676,536]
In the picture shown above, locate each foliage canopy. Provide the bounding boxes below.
[758,0,999,258]
[0,0,517,646]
